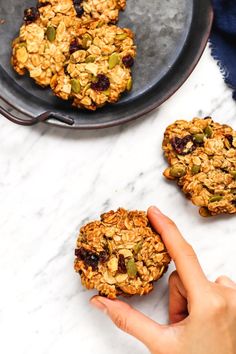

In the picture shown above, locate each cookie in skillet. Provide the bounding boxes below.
[11,1,82,87]
[74,208,171,299]
[11,0,127,87]
[76,0,126,24]
[50,25,136,110]
[37,0,78,26]
[38,0,126,25]
[162,117,236,216]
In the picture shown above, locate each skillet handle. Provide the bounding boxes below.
[0,103,74,126]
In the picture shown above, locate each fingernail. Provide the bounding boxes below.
[150,206,162,215]
[90,296,108,314]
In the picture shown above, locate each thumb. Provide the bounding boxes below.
[90,296,165,352]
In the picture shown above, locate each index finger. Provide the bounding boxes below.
[147,206,208,298]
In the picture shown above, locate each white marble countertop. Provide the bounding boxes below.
[1,46,236,354]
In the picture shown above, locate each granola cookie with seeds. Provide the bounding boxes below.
[37,0,78,26]
[12,20,77,87]
[38,0,125,25]
[162,117,236,216]
[50,25,136,110]
[12,0,87,87]
[74,208,171,299]
[80,0,126,24]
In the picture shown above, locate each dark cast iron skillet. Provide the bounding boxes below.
[0,0,213,129]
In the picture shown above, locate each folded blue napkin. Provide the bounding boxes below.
[210,0,236,100]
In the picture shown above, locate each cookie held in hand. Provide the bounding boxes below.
[74,208,171,299]
[162,117,236,216]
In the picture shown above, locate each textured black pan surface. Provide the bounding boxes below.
[0,0,213,129]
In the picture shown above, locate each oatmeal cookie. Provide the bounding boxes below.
[162,117,236,216]
[12,0,82,87]
[37,0,77,26]
[74,208,171,299]
[50,25,136,110]
[12,21,77,87]
[79,0,126,24]
[38,0,126,25]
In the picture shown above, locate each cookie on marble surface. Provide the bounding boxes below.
[162,117,236,217]
[50,25,136,110]
[74,208,171,299]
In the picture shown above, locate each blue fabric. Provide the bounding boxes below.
[209,0,236,100]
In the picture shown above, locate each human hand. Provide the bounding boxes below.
[90,206,236,354]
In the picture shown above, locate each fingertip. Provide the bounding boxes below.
[90,295,101,305]
[92,294,165,350]
[90,296,129,312]
[215,275,236,289]
[147,206,170,234]
[147,206,162,216]
[168,270,179,284]
[90,296,109,313]
[147,207,165,225]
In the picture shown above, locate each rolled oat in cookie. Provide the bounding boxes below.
[74,208,171,299]
[162,117,236,217]
[51,24,136,110]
